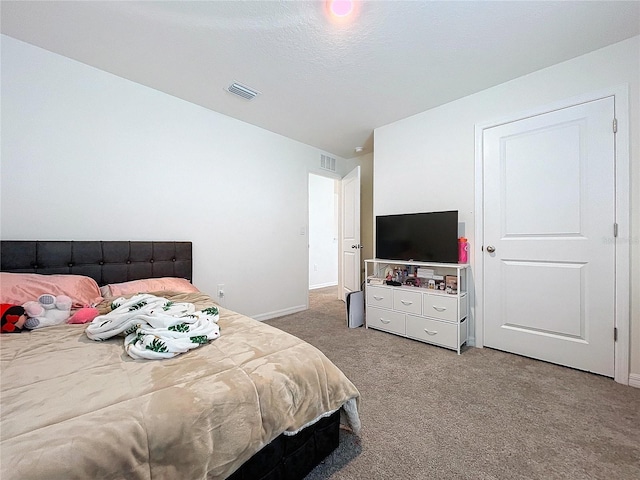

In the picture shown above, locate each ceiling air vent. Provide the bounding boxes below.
[226,82,260,100]
[320,154,336,172]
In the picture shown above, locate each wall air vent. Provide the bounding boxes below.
[226,82,260,100]
[320,154,336,172]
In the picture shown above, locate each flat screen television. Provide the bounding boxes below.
[375,210,458,263]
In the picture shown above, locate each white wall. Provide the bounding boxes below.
[308,173,338,289]
[374,36,640,376]
[0,35,349,320]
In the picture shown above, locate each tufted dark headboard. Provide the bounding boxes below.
[0,241,192,286]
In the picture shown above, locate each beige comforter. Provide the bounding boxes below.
[0,292,360,479]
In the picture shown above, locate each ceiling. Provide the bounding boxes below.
[2,1,639,159]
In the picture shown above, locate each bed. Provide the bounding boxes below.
[0,241,361,480]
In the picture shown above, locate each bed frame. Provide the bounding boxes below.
[1,240,339,480]
[0,240,192,285]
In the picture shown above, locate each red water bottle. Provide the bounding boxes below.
[458,237,469,263]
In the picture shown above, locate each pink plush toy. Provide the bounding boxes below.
[23,294,72,329]
[68,307,100,324]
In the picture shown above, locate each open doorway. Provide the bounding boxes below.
[308,173,339,290]
[309,161,369,304]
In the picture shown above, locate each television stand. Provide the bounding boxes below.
[364,259,469,354]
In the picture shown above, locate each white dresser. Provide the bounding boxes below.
[365,259,469,354]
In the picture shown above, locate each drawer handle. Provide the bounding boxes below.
[424,329,438,336]
[432,306,447,312]
[373,296,385,301]
[401,300,413,305]
[380,318,391,324]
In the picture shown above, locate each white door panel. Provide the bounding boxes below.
[502,123,583,235]
[502,260,584,337]
[341,166,361,300]
[483,97,615,376]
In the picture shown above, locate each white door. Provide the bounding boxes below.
[341,166,361,301]
[483,97,616,377]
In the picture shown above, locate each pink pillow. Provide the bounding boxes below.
[105,277,199,297]
[68,307,100,324]
[0,273,102,308]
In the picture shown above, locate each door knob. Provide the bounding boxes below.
[486,245,496,253]
[351,244,364,249]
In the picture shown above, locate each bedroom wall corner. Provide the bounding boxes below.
[0,34,349,319]
[373,35,640,378]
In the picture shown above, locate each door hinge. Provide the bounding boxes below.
[614,223,618,237]
[614,327,618,342]
[613,118,618,133]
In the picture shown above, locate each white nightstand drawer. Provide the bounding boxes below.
[406,315,458,349]
[366,306,405,335]
[367,286,393,309]
[393,289,422,315]
[423,293,458,322]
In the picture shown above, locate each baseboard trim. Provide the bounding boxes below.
[310,282,338,290]
[628,373,640,388]
[252,305,307,322]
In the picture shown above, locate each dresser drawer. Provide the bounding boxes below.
[406,315,458,349]
[393,289,422,315]
[423,293,458,321]
[366,306,405,335]
[367,286,393,309]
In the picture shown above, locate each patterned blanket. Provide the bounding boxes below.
[86,293,220,359]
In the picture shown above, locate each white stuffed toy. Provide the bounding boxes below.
[23,294,72,329]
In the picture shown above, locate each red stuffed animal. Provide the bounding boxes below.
[1,304,28,333]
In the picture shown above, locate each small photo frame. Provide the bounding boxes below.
[445,275,458,294]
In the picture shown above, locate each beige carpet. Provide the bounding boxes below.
[266,287,640,480]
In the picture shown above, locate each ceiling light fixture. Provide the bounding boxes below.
[327,0,354,18]
[354,147,364,153]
